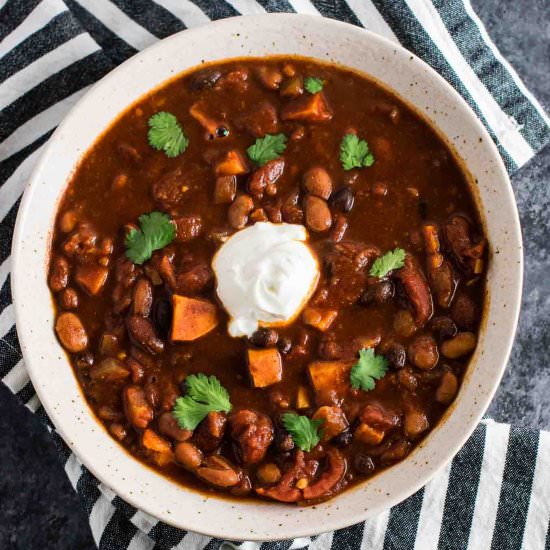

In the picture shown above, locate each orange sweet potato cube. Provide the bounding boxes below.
[171,295,218,341]
[302,307,338,332]
[247,347,282,388]
[215,150,249,176]
[281,92,333,122]
[75,264,109,295]
[354,423,385,445]
[307,361,351,405]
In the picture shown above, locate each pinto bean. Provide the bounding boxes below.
[393,309,417,337]
[408,335,439,370]
[228,194,254,229]
[132,278,153,317]
[59,287,79,310]
[174,215,202,242]
[127,316,164,355]
[229,409,274,464]
[304,195,332,232]
[49,256,70,292]
[441,332,476,358]
[436,371,459,404]
[158,412,193,442]
[247,158,284,199]
[303,167,332,199]
[196,455,240,487]
[55,312,88,353]
[404,409,429,437]
[175,442,203,470]
[124,385,153,429]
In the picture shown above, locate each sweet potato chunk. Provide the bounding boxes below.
[75,264,109,295]
[281,92,333,122]
[215,150,248,176]
[247,348,282,388]
[354,423,385,445]
[302,307,338,332]
[307,361,351,405]
[142,428,174,466]
[171,295,218,341]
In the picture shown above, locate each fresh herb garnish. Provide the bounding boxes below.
[147,111,188,158]
[339,133,375,170]
[304,77,324,94]
[350,348,388,392]
[172,374,232,430]
[125,211,176,265]
[369,248,406,278]
[282,412,323,452]
[247,133,287,166]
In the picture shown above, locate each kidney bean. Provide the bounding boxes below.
[228,194,254,229]
[249,328,279,347]
[304,195,332,232]
[127,316,164,355]
[281,189,303,224]
[175,441,203,470]
[329,214,348,242]
[49,256,70,293]
[248,158,284,199]
[158,411,193,442]
[132,277,153,317]
[55,312,88,353]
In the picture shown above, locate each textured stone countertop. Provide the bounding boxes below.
[0,1,548,548]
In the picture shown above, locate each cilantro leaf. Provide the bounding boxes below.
[282,412,323,452]
[172,374,232,430]
[147,111,189,158]
[350,348,388,392]
[125,211,176,265]
[339,133,375,170]
[247,133,287,166]
[304,77,324,94]
[369,248,406,278]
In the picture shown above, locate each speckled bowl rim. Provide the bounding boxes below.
[11,14,522,541]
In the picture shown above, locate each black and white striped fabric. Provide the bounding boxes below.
[1,1,549,549]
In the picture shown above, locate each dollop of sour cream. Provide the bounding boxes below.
[212,222,319,338]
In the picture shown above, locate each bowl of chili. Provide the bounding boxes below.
[11,14,522,540]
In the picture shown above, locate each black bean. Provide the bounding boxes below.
[215,126,230,138]
[418,199,428,219]
[353,453,375,474]
[360,280,395,305]
[333,428,353,447]
[329,186,355,213]
[76,352,94,369]
[277,337,292,355]
[430,316,458,340]
[249,328,279,347]
[152,297,172,339]
[386,343,407,369]
[274,426,295,452]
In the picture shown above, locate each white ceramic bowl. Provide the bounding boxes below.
[11,14,522,541]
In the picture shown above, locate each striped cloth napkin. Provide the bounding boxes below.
[1,1,549,549]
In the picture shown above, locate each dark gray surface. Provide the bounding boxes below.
[0,2,548,549]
